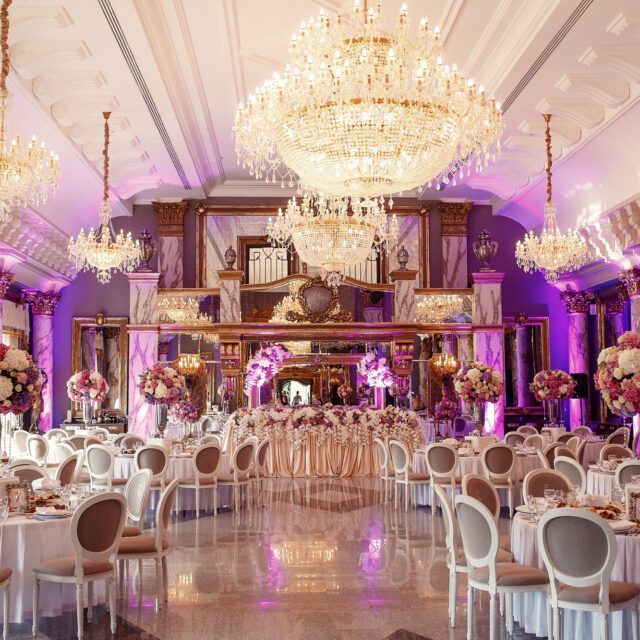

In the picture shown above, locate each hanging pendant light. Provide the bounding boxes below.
[68,112,141,283]
[515,114,588,283]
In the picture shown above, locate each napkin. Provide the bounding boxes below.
[609,519,634,532]
[584,494,608,507]
[31,478,57,492]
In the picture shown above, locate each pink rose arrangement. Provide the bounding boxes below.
[389,378,409,399]
[244,344,292,395]
[357,352,395,388]
[217,384,234,403]
[169,399,200,424]
[66,369,109,404]
[0,345,41,415]
[337,384,352,402]
[594,331,640,417]
[529,369,576,402]
[138,364,186,405]
[435,398,460,421]
[454,361,504,403]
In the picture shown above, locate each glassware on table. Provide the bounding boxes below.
[543,487,554,507]
[555,489,565,504]
[611,484,624,508]
[608,455,618,470]
[526,495,537,519]
[534,497,548,521]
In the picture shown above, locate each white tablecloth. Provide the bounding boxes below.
[511,513,636,638]
[586,468,616,497]
[0,514,105,623]
[411,451,541,506]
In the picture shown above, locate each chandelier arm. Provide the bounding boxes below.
[544,113,552,205]
[102,111,111,202]
[0,0,11,146]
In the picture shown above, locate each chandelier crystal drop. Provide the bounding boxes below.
[515,114,588,283]
[158,296,201,324]
[68,112,141,283]
[0,0,59,221]
[416,294,468,322]
[234,1,503,198]
[267,194,398,277]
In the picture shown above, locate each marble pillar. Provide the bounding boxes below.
[153,201,187,289]
[27,291,61,431]
[390,269,418,323]
[620,269,640,332]
[158,340,171,362]
[0,269,14,337]
[218,270,243,322]
[515,325,535,406]
[127,272,160,436]
[605,299,625,346]
[103,327,121,411]
[441,202,472,288]
[560,289,594,428]
[472,272,505,436]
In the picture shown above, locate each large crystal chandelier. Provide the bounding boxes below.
[234,1,503,198]
[0,0,59,221]
[515,114,588,283]
[68,112,141,283]
[268,194,397,278]
[416,294,468,322]
[158,296,200,323]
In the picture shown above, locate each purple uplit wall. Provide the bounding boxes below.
[51,205,157,426]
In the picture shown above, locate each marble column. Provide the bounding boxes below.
[620,269,640,331]
[441,202,472,288]
[560,288,594,428]
[153,201,187,289]
[390,269,418,323]
[103,328,121,411]
[0,269,14,337]
[472,272,505,436]
[606,299,625,345]
[127,273,160,437]
[218,270,243,322]
[515,324,535,406]
[27,291,61,431]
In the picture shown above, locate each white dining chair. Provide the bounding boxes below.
[522,469,571,503]
[553,456,587,494]
[0,567,10,640]
[25,434,49,466]
[44,428,67,442]
[388,439,430,512]
[12,430,28,457]
[425,443,461,511]
[11,465,47,486]
[85,445,127,491]
[55,441,76,462]
[615,459,640,487]
[122,469,152,537]
[542,442,564,468]
[572,426,592,439]
[607,426,631,447]
[524,434,544,451]
[55,451,84,486]
[121,434,146,449]
[201,434,221,446]
[67,435,88,450]
[178,443,221,518]
[250,439,270,507]
[134,445,169,493]
[374,437,394,502]
[217,441,255,511]
[538,506,640,640]
[599,444,634,462]
[481,443,517,517]
[32,492,127,639]
[504,432,525,448]
[517,425,539,437]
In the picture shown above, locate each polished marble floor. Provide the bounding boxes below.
[8,478,540,639]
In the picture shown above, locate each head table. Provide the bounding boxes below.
[222,405,424,478]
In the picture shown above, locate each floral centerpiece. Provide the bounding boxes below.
[530,369,576,401]
[594,331,640,418]
[217,384,234,413]
[66,369,109,426]
[435,399,459,421]
[337,383,352,404]
[244,344,292,396]
[357,352,395,388]
[0,345,41,416]
[169,399,200,438]
[138,364,186,437]
[454,361,504,433]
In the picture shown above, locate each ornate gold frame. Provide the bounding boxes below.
[285,276,353,323]
[71,317,128,418]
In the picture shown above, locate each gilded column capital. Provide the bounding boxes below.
[152,201,187,237]
[620,268,640,297]
[158,340,171,357]
[26,290,61,315]
[560,288,594,314]
[606,298,625,315]
[0,268,14,299]
[440,202,473,236]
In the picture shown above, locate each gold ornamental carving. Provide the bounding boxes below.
[26,290,61,315]
[153,201,187,237]
[440,202,472,236]
[560,288,594,315]
[285,276,352,323]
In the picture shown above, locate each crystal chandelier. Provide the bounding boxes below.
[430,352,458,375]
[158,296,200,323]
[0,0,59,221]
[515,114,588,283]
[416,294,468,322]
[176,353,203,377]
[189,312,219,345]
[68,112,141,283]
[268,194,397,278]
[234,1,502,198]
[270,282,311,354]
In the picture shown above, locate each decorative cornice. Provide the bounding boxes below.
[153,201,187,237]
[390,269,418,282]
[472,272,505,285]
[620,268,640,297]
[217,270,244,281]
[560,288,594,314]
[0,269,14,299]
[26,290,61,316]
[440,202,473,236]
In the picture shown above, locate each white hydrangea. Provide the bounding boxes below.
[155,381,168,399]
[467,368,481,382]
[0,349,29,372]
[598,346,616,366]
[618,348,640,376]
[0,376,12,401]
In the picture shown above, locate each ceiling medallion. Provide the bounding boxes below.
[68,112,141,283]
[0,0,59,221]
[234,1,502,199]
[158,296,201,324]
[515,114,588,283]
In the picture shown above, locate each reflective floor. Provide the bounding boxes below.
[10,478,540,639]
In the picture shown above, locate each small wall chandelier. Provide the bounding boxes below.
[0,0,59,221]
[429,352,458,375]
[176,353,203,377]
[416,294,468,322]
[68,112,141,283]
[268,194,397,281]
[158,296,200,323]
[234,1,502,198]
[515,114,588,283]
[269,282,311,354]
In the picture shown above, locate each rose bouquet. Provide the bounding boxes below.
[530,369,576,401]
[337,383,352,403]
[435,399,459,421]
[0,345,41,415]
[454,361,504,403]
[595,331,640,417]
[218,384,234,403]
[169,399,200,424]
[66,370,109,404]
[138,364,186,405]
[389,378,409,399]
[357,352,395,388]
[244,344,292,395]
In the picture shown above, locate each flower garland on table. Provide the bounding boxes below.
[529,369,576,402]
[138,364,186,405]
[244,344,291,395]
[224,405,424,451]
[0,345,41,415]
[454,361,504,404]
[66,369,109,404]
[357,352,395,388]
[434,398,460,421]
[168,399,200,424]
[594,331,640,417]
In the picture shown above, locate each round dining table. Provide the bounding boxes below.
[586,466,617,497]
[511,512,638,639]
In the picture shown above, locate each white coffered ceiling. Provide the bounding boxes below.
[3,0,640,287]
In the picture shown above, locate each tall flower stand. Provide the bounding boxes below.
[374,387,386,409]
[155,404,168,437]
[470,402,486,435]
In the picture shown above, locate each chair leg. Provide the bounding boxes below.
[196,487,200,519]
[3,586,8,640]
[489,592,496,640]
[109,578,117,634]
[86,582,93,622]
[466,585,473,640]
[633,604,639,640]
[601,613,609,640]
[32,577,39,637]
[75,583,84,640]
[404,483,409,512]
[505,593,513,635]
[449,568,457,627]
[394,482,398,510]
[213,485,218,516]
[552,606,560,640]
[162,556,168,602]
[155,558,163,611]
[138,559,143,586]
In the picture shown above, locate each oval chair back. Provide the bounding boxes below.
[554,446,576,461]
[199,416,213,434]
[388,440,410,480]
[55,441,76,462]
[523,434,544,451]
[454,495,498,574]
[553,456,587,493]
[112,434,127,447]
[373,437,390,479]
[85,445,115,489]
[134,445,169,487]
[607,427,631,447]
[12,465,48,486]
[201,435,221,446]
[481,444,515,483]
[122,434,146,449]
[572,426,592,439]
[55,451,84,486]
[615,460,640,487]
[504,432,525,448]
[425,444,458,482]
[542,442,563,468]
[599,444,633,462]
[462,473,500,522]
[124,469,152,527]
[26,434,49,465]
[523,469,571,502]
[232,441,255,482]
[12,430,28,456]
[254,440,270,477]
[556,433,574,445]
[45,428,67,442]
[517,425,538,437]
[67,435,88,450]
[192,443,221,481]
[155,480,180,551]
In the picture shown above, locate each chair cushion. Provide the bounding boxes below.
[217,474,245,483]
[499,534,511,553]
[34,557,113,577]
[457,548,513,565]
[558,581,640,605]
[122,525,142,537]
[0,567,11,584]
[118,535,169,555]
[93,477,127,486]
[470,562,549,587]
[405,472,430,482]
[179,477,216,486]
[432,476,462,485]
[150,479,164,487]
